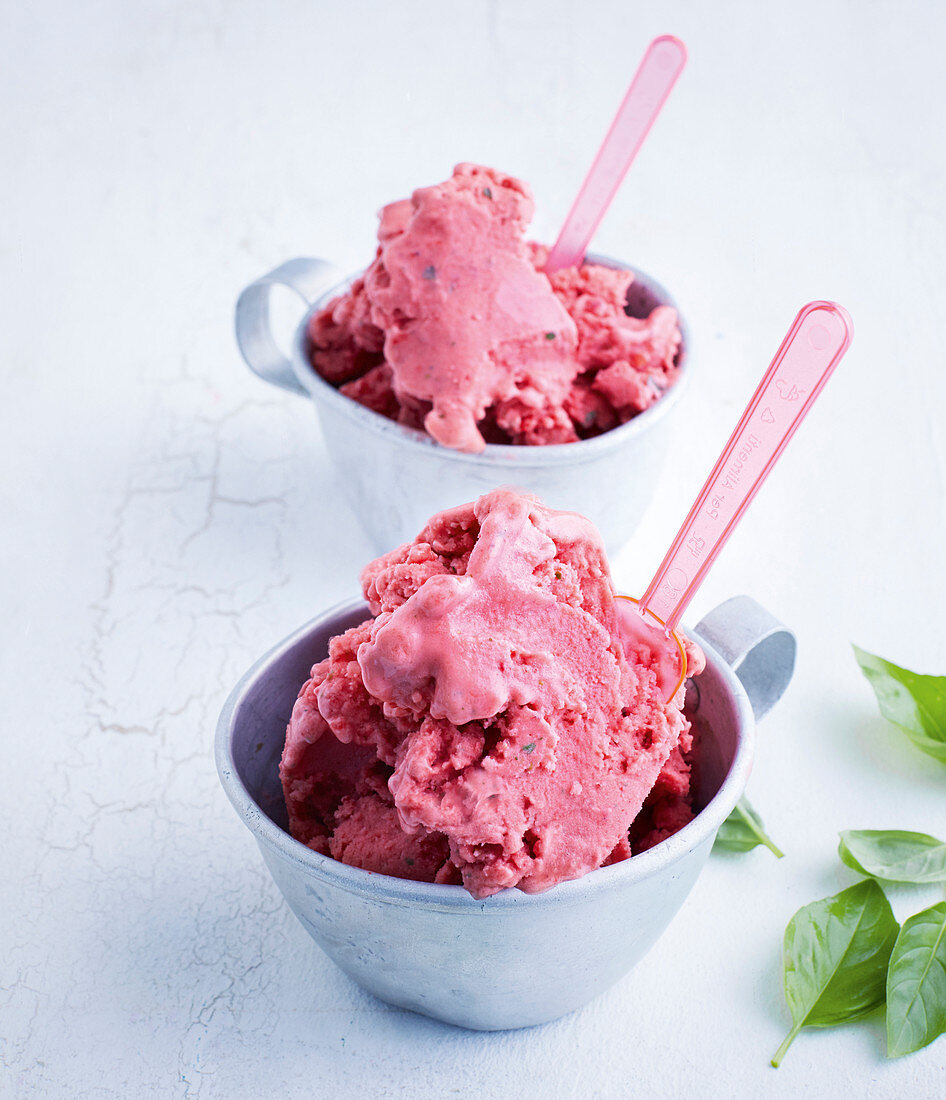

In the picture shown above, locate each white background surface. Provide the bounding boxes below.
[3,1,945,1096]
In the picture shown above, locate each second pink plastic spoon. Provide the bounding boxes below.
[618,301,854,698]
[544,34,687,275]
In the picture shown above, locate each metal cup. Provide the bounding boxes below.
[234,256,689,554]
[215,594,795,1031]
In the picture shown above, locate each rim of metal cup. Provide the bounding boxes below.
[215,597,754,912]
[287,255,690,468]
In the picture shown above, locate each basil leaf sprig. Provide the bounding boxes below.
[714,796,783,858]
[853,645,946,764]
[838,832,946,1057]
[839,829,946,884]
[886,902,946,1058]
[771,880,899,1067]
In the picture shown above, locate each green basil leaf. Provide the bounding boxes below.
[713,796,783,858]
[839,830,946,884]
[853,645,946,764]
[772,880,899,1067]
[886,902,946,1058]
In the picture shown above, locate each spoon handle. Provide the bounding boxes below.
[640,301,853,632]
[544,35,687,275]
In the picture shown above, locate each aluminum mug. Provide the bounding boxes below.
[215,594,795,1031]
[234,256,689,554]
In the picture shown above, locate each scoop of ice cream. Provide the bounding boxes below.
[307,164,682,451]
[280,489,704,898]
[364,165,579,453]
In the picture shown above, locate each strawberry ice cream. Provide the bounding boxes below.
[307,164,682,453]
[280,489,704,898]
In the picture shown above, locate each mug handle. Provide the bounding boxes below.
[235,258,343,396]
[695,596,796,721]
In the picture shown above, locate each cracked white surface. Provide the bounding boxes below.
[2,1,945,1096]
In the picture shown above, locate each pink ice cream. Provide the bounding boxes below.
[308,164,682,453]
[280,489,704,898]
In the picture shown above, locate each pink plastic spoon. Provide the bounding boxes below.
[618,301,854,699]
[544,34,687,275]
